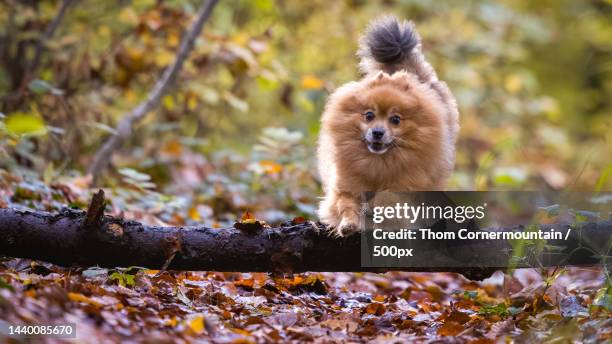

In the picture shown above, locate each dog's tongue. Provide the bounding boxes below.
[368,142,388,153]
[371,142,384,150]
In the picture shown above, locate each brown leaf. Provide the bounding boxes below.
[486,318,516,339]
[107,223,124,237]
[320,318,358,332]
[364,303,386,316]
[438,321,464,336]
[446,310,471,324]
[373,294,386,302]
[234,278,255,290]
[266,312,298,328]
[503,274,524,295]
[291,216,306,224]
[355,324,378,337]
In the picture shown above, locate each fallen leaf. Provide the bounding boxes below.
[446,310,471,324]
[188,315,205,334]
[364,303,386,316]
[234,278,255,290]
[291,216,306,224]
[438,321,464,336]
[560,296,588,318]
[68,292,103,308]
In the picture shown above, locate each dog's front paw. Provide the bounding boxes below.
[330,215,361,237]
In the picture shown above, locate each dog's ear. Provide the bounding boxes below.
[391,72,413,91]
[336,93,364,115]
[366,71,391,88]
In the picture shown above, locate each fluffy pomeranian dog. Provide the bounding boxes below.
[317,16,460,236]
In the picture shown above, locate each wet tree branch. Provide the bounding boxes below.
[0,199,608,280]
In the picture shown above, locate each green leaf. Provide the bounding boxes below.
[28,79,64,95]
[0,277,14,291]
[592,286,612,311]
[5,113,47,136]
[479,303,508,316]
[493,167,527,186]
[109,271,135,287]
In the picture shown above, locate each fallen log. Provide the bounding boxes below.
[0,195,609,280]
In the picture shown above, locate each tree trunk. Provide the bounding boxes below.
[0,202,608,280]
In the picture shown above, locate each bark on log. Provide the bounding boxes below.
[0,207,609,280]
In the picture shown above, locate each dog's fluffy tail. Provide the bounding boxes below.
[358,16,436,83]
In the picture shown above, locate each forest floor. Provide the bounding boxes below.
[0,174,610,343]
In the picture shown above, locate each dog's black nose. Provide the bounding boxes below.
[372,128,385,140]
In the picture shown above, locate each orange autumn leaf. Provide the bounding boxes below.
[259,160,283,175]
[68,292,102,308]
[301,74,324,90]
[166,317,178,327]
[235,210,265,232]
[241,210,257,224]
[188,206,201,221]
[373,294,386,302]
[364,303,386,315]
[234,278,255,289]
[162,139,183,156]
[438,321,464,336]
[231,328,251,336]
[291,216,306,224]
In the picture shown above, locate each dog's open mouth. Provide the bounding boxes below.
[366,141,392,154]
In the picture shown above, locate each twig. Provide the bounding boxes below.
[88,0,219,185]
[84,189,105,229]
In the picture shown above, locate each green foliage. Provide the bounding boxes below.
[0,276,14,291]
[592,285,612,312]
[109,271,136,288]
[478,303,509,316]
[4,113,47,136]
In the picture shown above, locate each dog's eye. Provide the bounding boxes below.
[389,115,401,125]
[364,111,375,122]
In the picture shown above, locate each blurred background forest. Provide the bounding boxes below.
[0,0,611,226]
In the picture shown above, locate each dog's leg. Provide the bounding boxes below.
[319,190,362,237]
[334,192,361,237]
[318,193,340,229]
